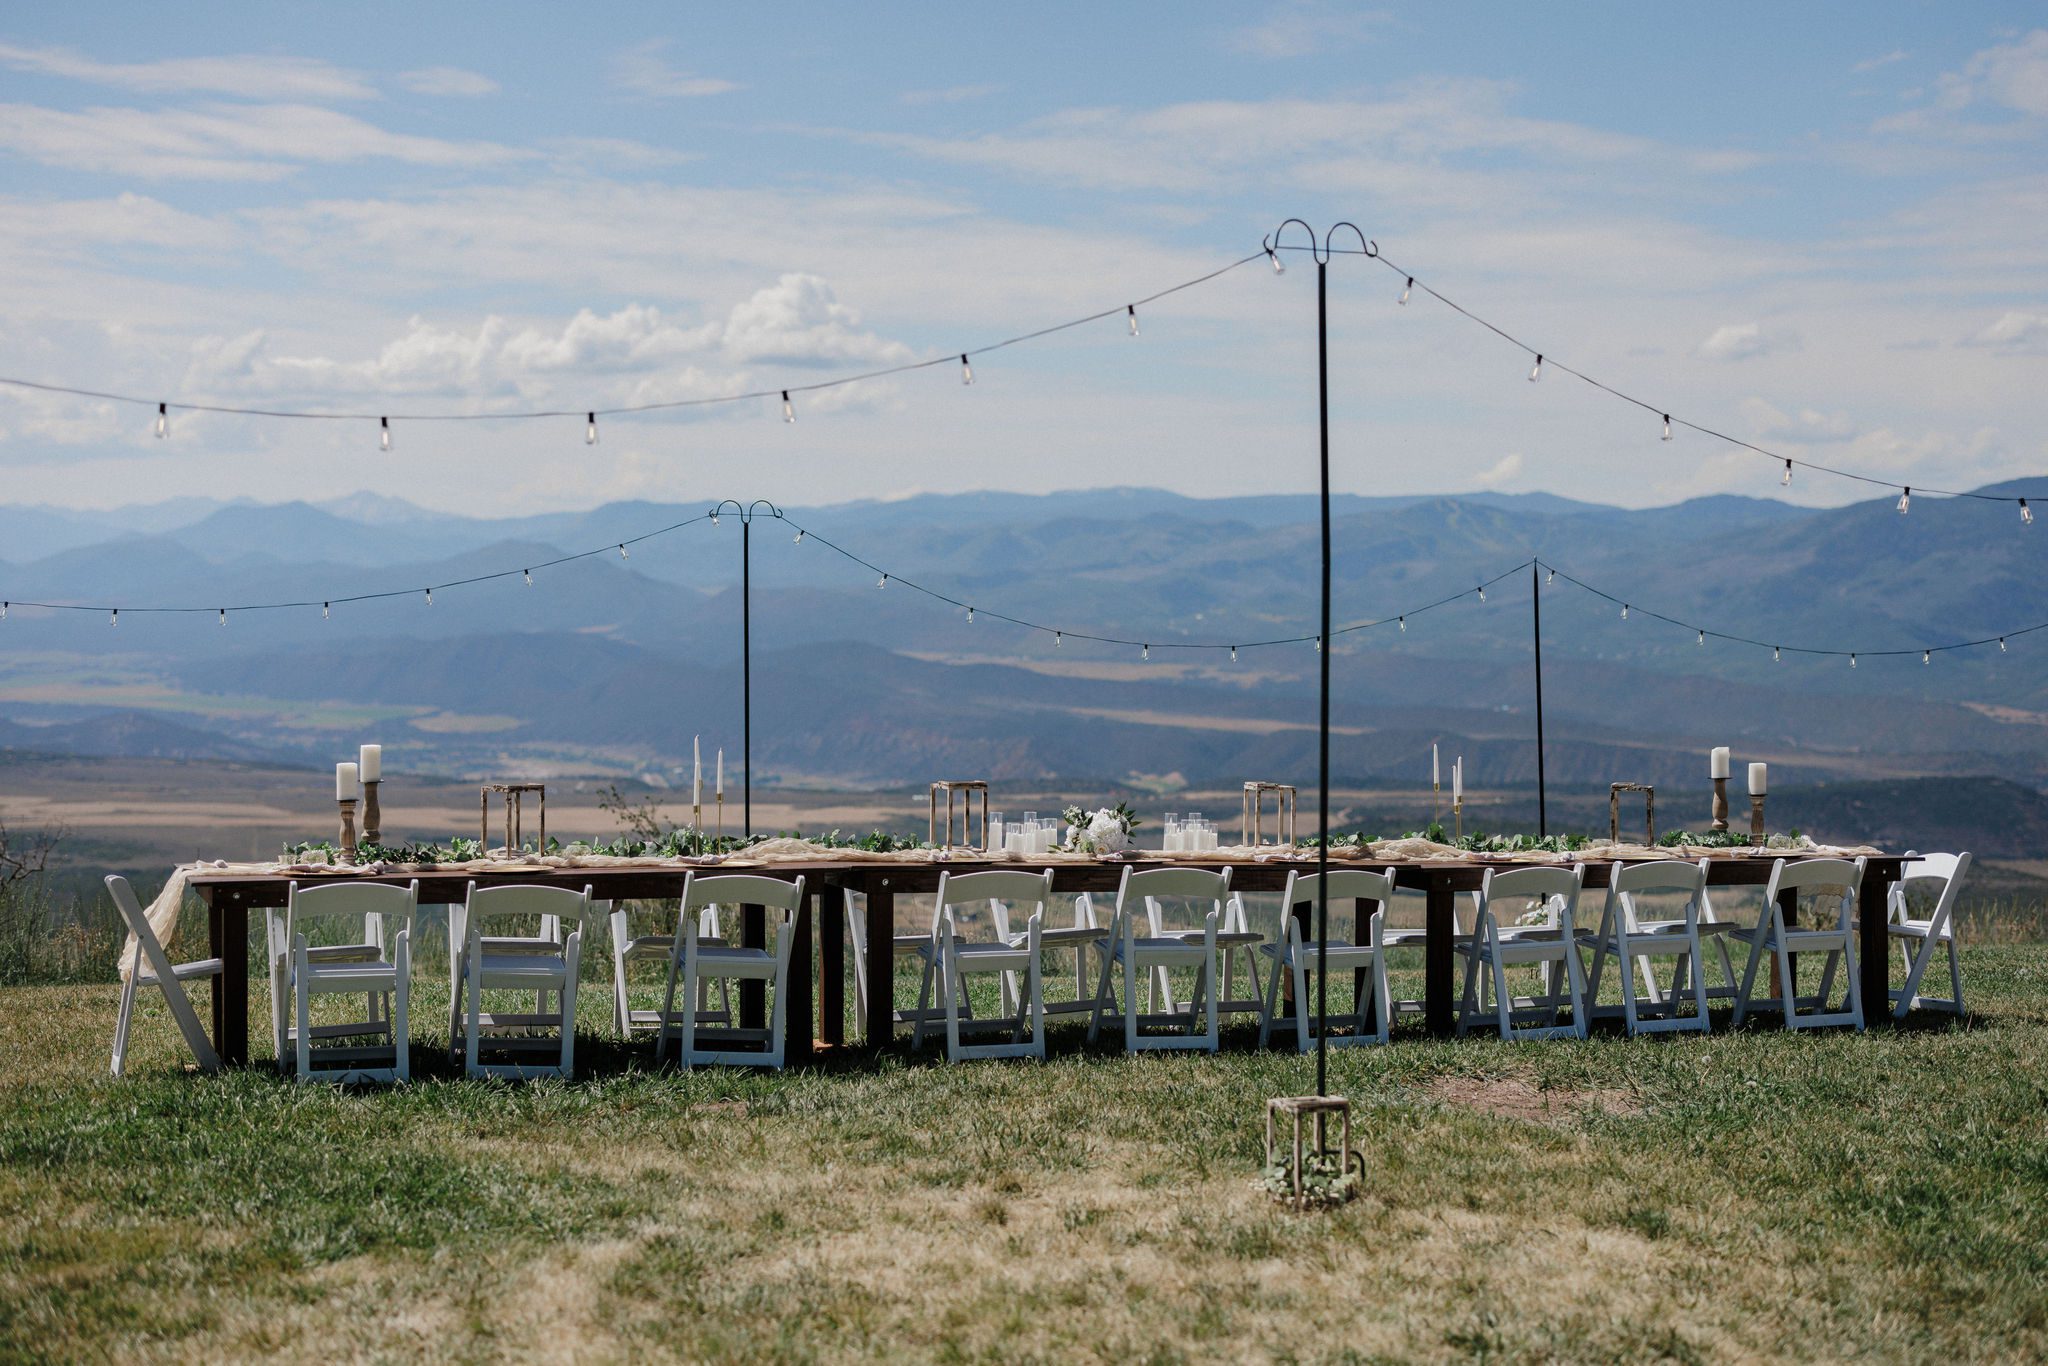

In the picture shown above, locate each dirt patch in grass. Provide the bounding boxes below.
[1427,1075,1641,1123]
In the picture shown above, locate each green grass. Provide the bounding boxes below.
[2,941,2046,1362]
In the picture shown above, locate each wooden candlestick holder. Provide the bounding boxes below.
[361,779,382,846]
[337,798,359,861]
[1710,775,1728,833]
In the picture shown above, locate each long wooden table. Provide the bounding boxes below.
[186,853,1907,1067]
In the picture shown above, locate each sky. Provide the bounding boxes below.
[0,2,2044,515]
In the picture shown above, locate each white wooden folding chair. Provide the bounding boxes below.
[1455,864,1590,1042]
[1582,859,1712,1035]
[847,889,972,1037]
[449,882,590,1078]
[657,874,805,1070]
[1256,869,1395,1052]
[1887,852,1971,1018]
[991,884,1105,1027]
[266,885,388,1065]
[912,869,1051,1063]
[1086,866,1224,1053]
[1730,857,1867,1032]
[1128,865,1265,1023]
[277,880,415,1083]
[107,874,222,1077]
[1373,883,1466,1021]
[609,897,731,1039]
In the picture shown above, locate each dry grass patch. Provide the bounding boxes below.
[1426,1073,1642,1124]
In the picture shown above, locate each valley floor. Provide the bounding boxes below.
[3,948,2047,1363]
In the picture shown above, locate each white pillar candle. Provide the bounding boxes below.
[1711,746,1729,780]
[716,748,724,799]
[359,744,381,782]
[1748,762,1768,796]
[335,761,359,801]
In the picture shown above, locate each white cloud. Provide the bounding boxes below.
[0,101,528,180]
[1230,2,1388,58]
[900,85,1001,106]
[0,41,372,100]
[1966,310,2048,350]
[1696,322,1800,362]
[1853,50,1908,74]
[396,66,499,98]
[1740,399,1860,443]
[1473,451,1523,488]
[717,274,914,366]
[1938,29,2048,117]
[611,40,740,99]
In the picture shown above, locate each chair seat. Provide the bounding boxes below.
[1155,928,1262,946]
[1111,936,1212,963]
[297,960,400,990]
[923,940,1038,969]
[687,945,778,977]
[481,935,565,955]
[1260,941,1377,969]
[1008,926,1108,948]
[1729,924,1852,949]
[1380,927,1438,948]
[303,942,382,963]
[621,932,728,959]
[1591,924,1699,946]
[469,953,571,982]
[138,956,225,986]
[1888,920,1950,941]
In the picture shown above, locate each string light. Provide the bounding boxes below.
[424,588,433,606]
[1477,585,1486,603]
[782,391,795,423]
[1697,629,1705,645]
[1398,277,1412,306]
[1850,653,1858,669]
[323,602,330,618]
[2024,499,2035,525]
[379,416,391,452]
[710,509,720,526]
[959,354,974,386]
[1056,631,1063,648]
[1127,304,1139,336]
[1545,568,1555,585]
[218,608,226,626]
[1,602,7,621]
[523,569,531,585]
[154,402,168,439]
[1267,246,1284,275]
[1142,644,1151,660]
[1783,460,1793,486]
[1662,415,1673,442]
[1229,645,1237,661]
[1397,616,1406,632]
[2000,637,2008,652]
[966,606,974,623]
[109,609,117,626]
[1621,603,1629,620]
[1773,646,1781,662]
[1898,487,1911,515]
[878,573,887,589]
[617,544,628,559]
[586,412,598,445]
[1923,650,1931,665]
[1314,636,1322,653]
[1528,354,1542,383]
[793,529,804,544]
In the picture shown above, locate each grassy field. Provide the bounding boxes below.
[2,929,2046,1364]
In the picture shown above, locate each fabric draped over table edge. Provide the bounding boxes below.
[119,833,1882,978]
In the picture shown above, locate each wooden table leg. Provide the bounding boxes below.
[1352,897,1371,1016]
[1425,879,1455,1037]
[785,894,813,1067]
[864,875,894,1046]
[741,904,766,1029]
[205,894,250,1066]
[1859,869,1893,1025]
[818,882,846,1047]
[1775,887,1799,1007]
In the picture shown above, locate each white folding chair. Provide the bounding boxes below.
[278,880,415,1082]
[912,869,1051,1063]
[1130,865,1266,1023]
[1887,852,1971,1018]
[1256,869,1394,1052]
[1582,859,1712,1035]
[1374,883,1467,1020]
[1086,866,1224,1053]
[846,889,971,1037]
[107,874,222,1077]
[1730,857,1867,1032]
[450,882,591,1078]
[1455,864,1590,1042]
[266,884,387,1065]
[991,884,1105,1027]
[610,897,731,1039]
[657,874,806,1070]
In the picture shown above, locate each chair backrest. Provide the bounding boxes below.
[1281,869,1396,941]
[932,869,1053,938]
[463,882,593,941]
[1477,864,1584,929]
[681,873,806,917]
[1762,857,1865,927]
[107,874,183,985]
[287,879,417,950]
[1609,859,1708,897]
[1900,851,1970,889]
[1120,866,1230,933]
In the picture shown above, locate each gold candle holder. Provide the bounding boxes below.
[693,801,703,854]
[1750,794,1766,846]
[716,794,725,845]
[361,779,381,846]
[1710,775,1728,833]
[1453,796,1463,845]
[337,798,359,861]
[1432,780,1441,832]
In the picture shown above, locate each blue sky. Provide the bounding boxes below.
[0,2,2044,513]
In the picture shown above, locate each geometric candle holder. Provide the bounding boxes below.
[928,780,990,852]
[1242,782,1298,847]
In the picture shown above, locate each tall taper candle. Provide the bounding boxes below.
[1452,758,1463,803]
[1432,743,1439,786]
[716,748,724,800]
[693,734,702,810]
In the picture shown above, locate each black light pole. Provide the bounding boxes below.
[1269,220,1371,1098]
[1533,560,1547,837]
[711,500,783,839]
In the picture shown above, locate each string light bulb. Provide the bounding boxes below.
[1621,604,1629,620]
[1528,354,1543,382]
[1229,645,1237,661]
[2023,499,2034,525]
[1697,629,1705,645]
[1662,415,1673,442]
[523,569,531,585]
[380,416,391,452]
[793,529,804,544]
[1923,650,1931,665]
[617,544,628,559]
[1477,585,1486,603]
[1850,653,1858,669]
[1783,459,1793,486]
[1546,568,1555,585]
[782,391,795,422]
[1315,636,1322,653]
[2000,637,2008,652]
[710,509,719,526]
[960,354,973,385]
[154,402,168,439]
[218,608,226,627]
[1,602,7,621]
[110,608,118,626]
[1056,631,1063,648]
[878,573,887,589]
[424,588,433,607]
[586,412,598,445]
[322,602,330,619]
[1398,616,1406,632]
[1773,646,1781,662]
[1898,487,1911,515]
[1267,246,1284,275]
[1142,644,1150,660]
[1127,304,1139,336]
[966,606,974,623]
[1398,277,1412,306]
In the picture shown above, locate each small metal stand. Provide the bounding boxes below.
[1750,794,1767,846]
[1710,775,1729,833]
[1264,1095,1362,1211]
[1453,795,1464,845]
[361,779,382,846]
[481,783,547,855]
[1609,783,1656,845]
[1241,782,1298,847]
[337,798,359,862]
[928,780,991,851]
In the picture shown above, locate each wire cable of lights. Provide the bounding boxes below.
[1269,239,2041,515]
[0,252,1265,434]
[1537,559,2044,661]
